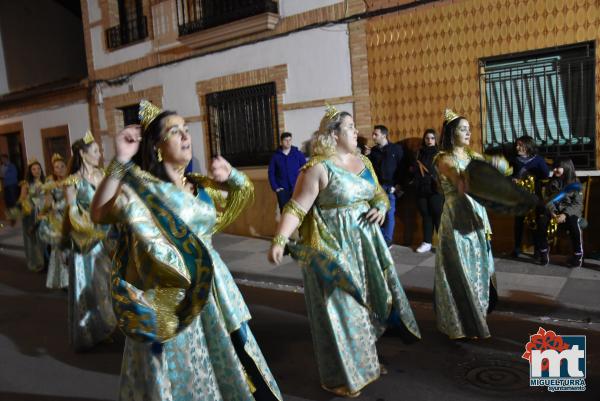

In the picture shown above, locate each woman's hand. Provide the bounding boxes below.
[210,156,233,182]
[557,213,567,223]
[268,244,284,265]
[115,125,142,164]
[365,207,385,225]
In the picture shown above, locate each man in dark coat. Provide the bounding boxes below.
[368,125,403,246]
[268,132,307,211]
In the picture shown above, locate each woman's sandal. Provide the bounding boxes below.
[321,385,361,398]
[380,364,388,375]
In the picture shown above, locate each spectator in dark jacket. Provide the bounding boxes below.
[511,136,550,258]
[368,124,403,246]
[537,157,584,267]
[268,132,307,211]
[0,154,19,224]
[413,129,443,253]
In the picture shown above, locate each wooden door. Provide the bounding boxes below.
[41,125,71,176]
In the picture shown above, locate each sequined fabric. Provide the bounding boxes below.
[111,168,281,401]
[290,158,420,394]
[40,184,70,289]
[21,181,46,272]
[66,176,116,351]
[434,153,496,339]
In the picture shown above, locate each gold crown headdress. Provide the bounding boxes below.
[83,130,95,145]
[51,153,64,163]
[27,157,39,166]
[139,100,163,130]
[324,103,341,121]
[444,108,461,124]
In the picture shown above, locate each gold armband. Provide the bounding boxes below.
[272,234,289,247]
[282,199,307,225]
[106,159,133,180]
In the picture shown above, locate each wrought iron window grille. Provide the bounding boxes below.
[480,43,595,169]
[106,15,148,49]
[206,82,279,167]
[177,0,278,36]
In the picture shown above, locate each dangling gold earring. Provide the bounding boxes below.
[156,148,163,162]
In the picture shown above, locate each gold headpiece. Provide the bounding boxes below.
[444,108,461,124]
[83,130,95,145]
[51,153,64,163]
[27,157,39,166]
[139,99,163,130]
[324,103,341,121]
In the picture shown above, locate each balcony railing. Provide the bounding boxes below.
[106,16,149,50]
[177,0,278,37]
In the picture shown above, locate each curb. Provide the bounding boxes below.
[230,270,600,323]
[3,239,599,323]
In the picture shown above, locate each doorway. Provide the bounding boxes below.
[41,125,71,176]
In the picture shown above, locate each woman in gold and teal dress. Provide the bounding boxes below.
[39,154,70,290]
[64,132,116,351]
[433,109,497,340]
[268,106,420,397]
[90,101,281,401]
[18,160,47,272]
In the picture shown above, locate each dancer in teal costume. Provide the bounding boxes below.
[64,134,116,351]
[39,154,71,289]
[91,101,281,401]
[433,110,497,340]
[268,107,420,397]
[18,160,47,272]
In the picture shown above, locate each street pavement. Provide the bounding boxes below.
[1,224,600,400]
[4,224,598,322]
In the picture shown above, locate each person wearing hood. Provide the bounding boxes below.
[268,132,307,211]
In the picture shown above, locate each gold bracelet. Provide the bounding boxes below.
[282,199,307,224]
[106,159,132,180]
[272,234,289,247]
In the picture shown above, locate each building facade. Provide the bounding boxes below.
[1,0,599,251]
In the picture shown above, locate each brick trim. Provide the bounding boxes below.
[281,96,355,111]
[348,20,372,137]
[90,3,349,80]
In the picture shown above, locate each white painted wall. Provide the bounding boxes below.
[91,26,153,70]
[0,102,90,167]
[283,102,353,155]
[86,0,345,71]
[279,0,343,17]
[87,0,102,24]
[0,29,8,95]
[97,25,352,170]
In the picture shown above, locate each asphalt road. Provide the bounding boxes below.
[0,252,598,401]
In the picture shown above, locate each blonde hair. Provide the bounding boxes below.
[311,111,354,157]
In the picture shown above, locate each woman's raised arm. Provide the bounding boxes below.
[91,126,141,224]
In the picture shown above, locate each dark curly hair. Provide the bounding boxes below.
[133,110,177,182]
[26,161,45,184]
[421,128,438,149]
[68,139,95,175]
[516,135,537,157]
[440,116,467,151]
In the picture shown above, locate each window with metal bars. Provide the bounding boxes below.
[106,0,148,49]
[206,82,279,167]
[177,0,278,36]
[480,43,595,169]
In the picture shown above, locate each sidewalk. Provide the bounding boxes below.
[2,224,600,321]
